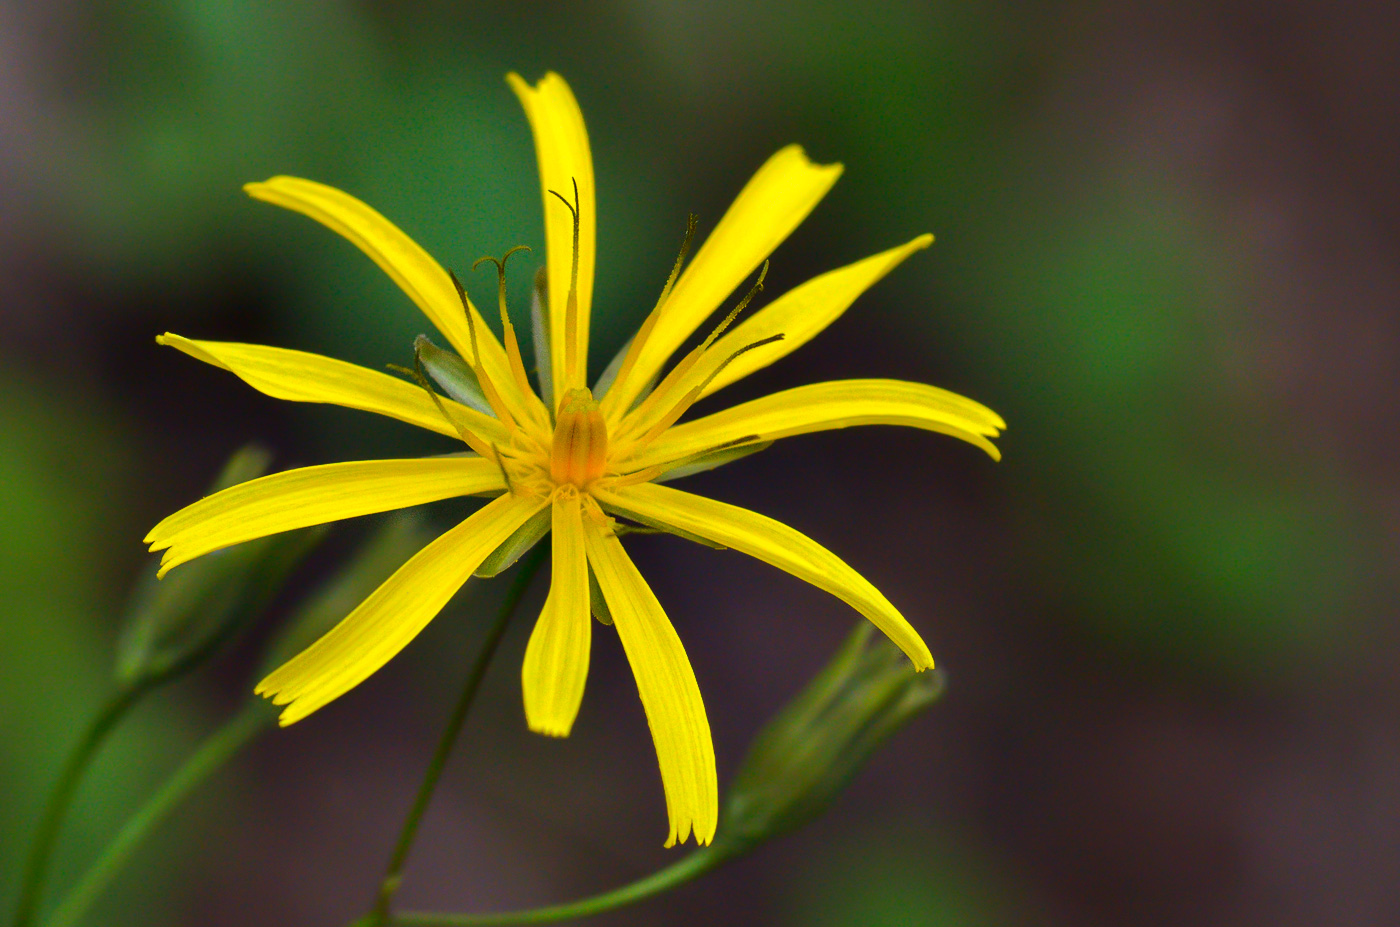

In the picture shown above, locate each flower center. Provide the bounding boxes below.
[551,388,608,487]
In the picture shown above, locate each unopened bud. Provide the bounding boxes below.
[115,446,323,686]
[414,336,491,415]
[716,624,944,853]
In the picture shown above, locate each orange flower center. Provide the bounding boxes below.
[551,388,608,487]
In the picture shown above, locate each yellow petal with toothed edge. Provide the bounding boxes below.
[604,145,842,418]
[507,72,596,402]
[597,483,934,670]
[243,177,541,424]
[696,234,934,400]
[621,378,1005,470]
[582,511,717,847]
[147,458,505,578]
[521,494,591,737]
[257,491,548,725]
[157,334,509,448]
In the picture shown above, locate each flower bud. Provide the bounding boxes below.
[414,336,492,415]
[716,624,945,854]
[115,446,323,686]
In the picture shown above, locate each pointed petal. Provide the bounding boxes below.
[622,378,1005,469]
[147,457,504,577]
[157,334,508,446]
[256,491,547,725]
[697,234,934,399]
[507,72,596,400]
[583,513,717,847]
[243,177,537,419]
[607,146,842,414]
[597,483,934,671]
[521,494,591,737]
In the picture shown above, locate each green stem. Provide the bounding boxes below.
[13,536,305,927]
[390,845,728,926]
[42,701,273,927]
[11,686,144,927]
[366,545,549,925]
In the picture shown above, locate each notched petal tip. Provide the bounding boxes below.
[526,718,574,739]
[781,142,845,179]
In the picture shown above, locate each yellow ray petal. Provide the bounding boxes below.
[507,72,596,400]
[621,378,1005,469]
[613,235,936,443]
[597,483,934,671]
[243,176,538,421]
[147,457,505,578]
[256,491,548,725]
[157,334,508,447]
[521,493,591,737]
[696,234,934,400]
[583,512,717,847]
[605,145,842,415]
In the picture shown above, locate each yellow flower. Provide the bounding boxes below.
[144,72,1004,847]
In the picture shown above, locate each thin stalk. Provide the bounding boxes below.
[11,686,144,927]
[43,701,273,927]
[390,845,728,926]
[366,545,549,925]
[11,569,289,927]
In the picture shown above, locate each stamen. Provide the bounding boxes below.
[386,354,496,461]
[491,442,516,495]
[473,246,537,403]
[626,333,785,457]
[693,332,784,396]
[449,268,518,432]
[699,259,769,352]
[547,179,582,389]
[628,261,769,428]
[603,213,698,412]
[551,387,608,487]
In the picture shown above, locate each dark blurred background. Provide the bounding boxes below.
[3,2,1398,925]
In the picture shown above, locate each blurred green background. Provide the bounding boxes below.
[3,1,1398,925]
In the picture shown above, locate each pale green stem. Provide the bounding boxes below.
[11,686,143,927]
[390,844,729,926]
[42,701,273,927]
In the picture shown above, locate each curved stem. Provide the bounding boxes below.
[42,701,273,927]
[11,686,144,927]
[11,565,288,927]
[390,845,728,926]
[366,545,549,925]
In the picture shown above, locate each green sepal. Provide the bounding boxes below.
[601,502,727,551]
[474,504,551,577]
[654,440,774,482]
[414,335,493,415]
[588,564,613,625]
[592,334,632,400]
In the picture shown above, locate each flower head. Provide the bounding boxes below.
[145,72,1004,847]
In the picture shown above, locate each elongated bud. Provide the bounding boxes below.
[117,446,324,686]
[551,388,607,486]
[715,624,945,855]
[414,336,492,415]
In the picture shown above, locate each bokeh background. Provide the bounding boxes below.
[3,2,1398,925]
